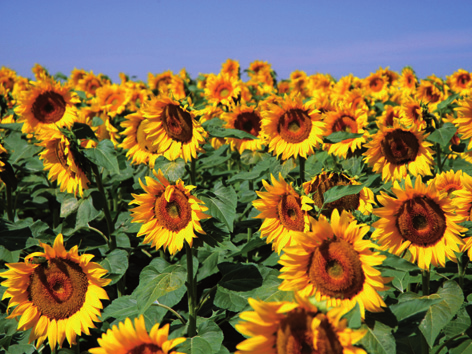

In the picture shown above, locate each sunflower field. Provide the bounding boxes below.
[1,61,472,354]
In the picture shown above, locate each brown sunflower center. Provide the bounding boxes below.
[32,91,67,124]
[457,74,470,87]
[424,86,441,103]
[308,238,365,299]
[395,196,446,246]
[308,173,360,217]
[278,108,312,144]
[154,188,192,232]
[162,104,193,143]
[127,343,163,354]
[137,121,159,152]
[277,194,305,231]
[28,258,88,320]
[380,129,420,165]
[276,308,316,354]
[234,112,262,137]
[370,77,384,92]
[332,115,358,133]
[314,315,344,354]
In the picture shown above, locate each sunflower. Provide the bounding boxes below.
[247,60,272,78]
[221,58,240,78]
[14,77,79,134]
[142,95,206,162]
[454,97,472,150]
[262,94,325,160]
[416,79,445,112]
[221,102,266,154]
[304,171,375,217]
[148,70,173,94]
[363,71,389,101]
[427,169,471,198]
[252,173,313,254]
[76,71,109,98]
[399,95,426,130]
[398,67,418,95]
[322,102,369,158]
[235,296,367,354]
[447,69,471,95]
[76,106,120,148]
[93,83,131,118]
[37,128,90,197]
[279,209,389,318]
[0,66,16,92]
[204,73,241,106]
[372,176,467,270]
[363,121,434,182]
[129,169,210,255]
[120,111,161,168]
[1,234,110,349]
[377,104,401,128]
[89,315,185,354]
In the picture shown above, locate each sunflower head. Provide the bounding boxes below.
[204,73,241,106]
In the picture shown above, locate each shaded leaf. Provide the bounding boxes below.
[154,157,186,182]
[83,139,120,174]
[322,184,365,205]
[359,321,396,354]
[324,131,363,144]
[100,249,129,285]
[200,183,237,232]
[426,123,457,148]
[218,263,263,291]
[390,292,443,322]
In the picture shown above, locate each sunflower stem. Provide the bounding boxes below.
[6,184,13,221]
[298,156,306,186]
[190,157,196,186]
[185,241,197,337]
[152,302,186,325]
[92,164,116,250]
[422,269,430,296]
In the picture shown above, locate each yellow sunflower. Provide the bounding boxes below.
[37,128,90,197]
[76,106,120,148]
[447,69,471,95]
[398,67,418,95]
[416,79,445,112]
[304,171,375,217]
[262,94,325,160]
[89,315,185,354]
[120,111,161,168]
[1,234,110,349]
[279,209,389,318]
[0,66,16,92]
[221,102,266,154]
[377,104,401,128]
[235,296,367,354]
[142,96,206,162]
[252,173,313,254]
[323,102,368,158]
[76,71,109,98]
[363,121,434,182]
[399,95,427,130]
[454,97,472,150]
[148,70,174,94]
[372,175,467,270]
[221,58,240,78]
[14,77,79,134]
[204,73,241,106]
[93,83,131,118]
[427,169,471,197]
[129,169,210,255]
[363,71,389,101]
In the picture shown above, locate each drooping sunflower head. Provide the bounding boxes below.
[373,176,467,270]
[252,173,313,254]
[279,209,390,318]
[1,234,111,349]
[15,77,80,134]
[262,94,325,160]
[89,315,186,354]
[204,72,241,106]
[129,169,210,255]
[363,121,434,182]
[304,171,375,216]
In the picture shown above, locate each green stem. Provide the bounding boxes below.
[185,242,197,337]
[6,184,13,221]
[153,302,186,325]
[422,269,430,296]
[92,164,116,250]
[298,156,306,186]
[191,157,196,186]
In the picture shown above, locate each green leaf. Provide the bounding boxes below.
[359,321,396,354]
[436,93,460,112]
[101,295,140,321]
[451,339,472,354]
[426,123,457,148]
[132,258,187,314]
[218,263,263,291]
[324,131,363,144]
[419,280,464,348]
[72,122,97,140]
[322,184,365,205]
[100,249,129,285]
[200,182,237,232]
[75,192,102,229]
[92,116,104,126]
[214,286,251,312]
[154,157,186,182]
[203,118,256,140]
[83,139,120,175]
[60,194,80,218]
[390,292,443,322]
[0,123,23,131]
[443,306,472,338]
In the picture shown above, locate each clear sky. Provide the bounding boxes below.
[1,0,472,83]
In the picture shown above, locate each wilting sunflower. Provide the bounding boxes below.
[323,102,368,158]
[304,171,375,217]
[15,77,79,134]
[279,209,389,318]
[262,94,325,160]
[142,95,206,162]
[221,102,266,154]
[120,111,161,168]
[373,176,467,270]
[1,234,110,349]
[363,121,434,182]
[235,295,367,354]
[204,73,241,106]
[37,128,90,197]
[129,169,210,255]
[89,315,185,354]
[253,173,313,254]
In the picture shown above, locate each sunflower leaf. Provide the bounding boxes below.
[323,131,363,144]
[321,184,365,205]
[218,262,263,291]
[83,139,121,175]
[202,118,257,140]
[200,182,237,232]
[426,123,457,148]
[359,321,396,354]
[419,280,464,348]
[178,320,224,354]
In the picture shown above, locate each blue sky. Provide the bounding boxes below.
[1,1,472,83]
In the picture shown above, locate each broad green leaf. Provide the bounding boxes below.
[203,118,257,140]
[83,139,121,175]
[390,292,443,322]
[214,286,251,312]
[324,131,363,144]
[426,123,457,148]
[100,249,129,285]
[178,319,224,354]
[75,192,102,229]
[200,182,237,232]
[101,295,140,321]
[252,268,293,303]
[218,263,263,291]
[322,184,365,205]
[0,123,23,131]
[154,157,186,182]
[178,337,212,354]
[359,321,396,354]
[0,246,21,263]
[60,194,80,218]
[419,280,464,348]
[436,93,460,112]
[451,339,472,354]
[197,251,220,282]
[443,306,472,338]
